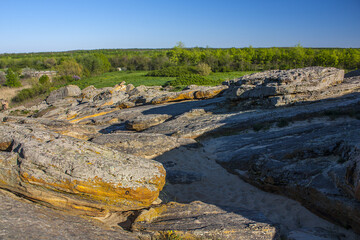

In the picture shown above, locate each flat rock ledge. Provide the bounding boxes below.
[0,123,166,216]
[133,201,279,240]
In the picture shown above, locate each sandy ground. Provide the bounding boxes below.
[155,146,358,239]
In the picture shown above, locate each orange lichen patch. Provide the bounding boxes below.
[54,130,91,141]
[66,114,78,120]
[110,85,126,93]
[107,118,119,124]
[100,100,114,107]
[116,102,133,109]
[195,89,225,99]
[151,91,196,104]
[20,171,165,210]
[135,205,167,223]
[69,110,117,123]
[0,141,12,151]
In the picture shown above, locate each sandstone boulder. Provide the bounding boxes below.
[46,85,81,104]
[0,123,166,216]
[0,190,137,240]
[132,201,279,240]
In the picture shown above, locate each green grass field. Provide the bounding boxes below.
[74,71,257,89]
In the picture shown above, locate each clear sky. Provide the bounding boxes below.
[0,0,359,53]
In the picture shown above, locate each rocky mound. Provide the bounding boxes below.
[223,67,357,107]
[0,123,166,216]
[1,67,360,239]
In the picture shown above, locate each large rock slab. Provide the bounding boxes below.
[0,190,137,240]
[46,85,81,104]
[91,132,197,158]
[205,118,360,233]
[132,201,279,240]
[225,67,345,106]
[0,123,166,216]
[150,85,228,104]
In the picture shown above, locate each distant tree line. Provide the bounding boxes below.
[0,46,359,78]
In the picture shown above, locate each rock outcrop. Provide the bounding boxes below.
[1,67,360,238]
[0,190,138,240]
[205,117,360,232]
[225,67,346,107]
[46,85,81,104]
[133,201,279,240]
[0,123,166,216]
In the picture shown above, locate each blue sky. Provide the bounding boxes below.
[0,0,359,53]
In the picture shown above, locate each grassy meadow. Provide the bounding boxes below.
[74,70,256,89]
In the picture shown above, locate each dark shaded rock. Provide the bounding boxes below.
[206,118,360,233]
[166,170,202,184]
[345,69,360,78]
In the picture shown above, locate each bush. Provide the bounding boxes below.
[5,68,22,88]
[195,63,212,76]
[39,75,50,85]
[12,84,50,102]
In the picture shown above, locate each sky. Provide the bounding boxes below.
[0,0,359,53]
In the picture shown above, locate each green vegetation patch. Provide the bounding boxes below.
[74,71,175,89]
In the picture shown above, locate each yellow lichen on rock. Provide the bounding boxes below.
[69,110,117,123]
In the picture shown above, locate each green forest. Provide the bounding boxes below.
[1,45,359,104]
[1,45,359,76]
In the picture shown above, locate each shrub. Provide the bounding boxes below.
[39,75,50,85]
[12,83,50,102]
[5,68,22,88]
[56,59,83,77]
[195,63,212,76]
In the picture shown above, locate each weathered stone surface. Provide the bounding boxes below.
[204,118,360,233]
[0,190,137,240]
[132,201,279,240]
[46,85,81,104]
[150,85,228,104]
[0,123,166,216]
[91,132,196,158]
[125,114,172,131]
[225,67,345,106]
